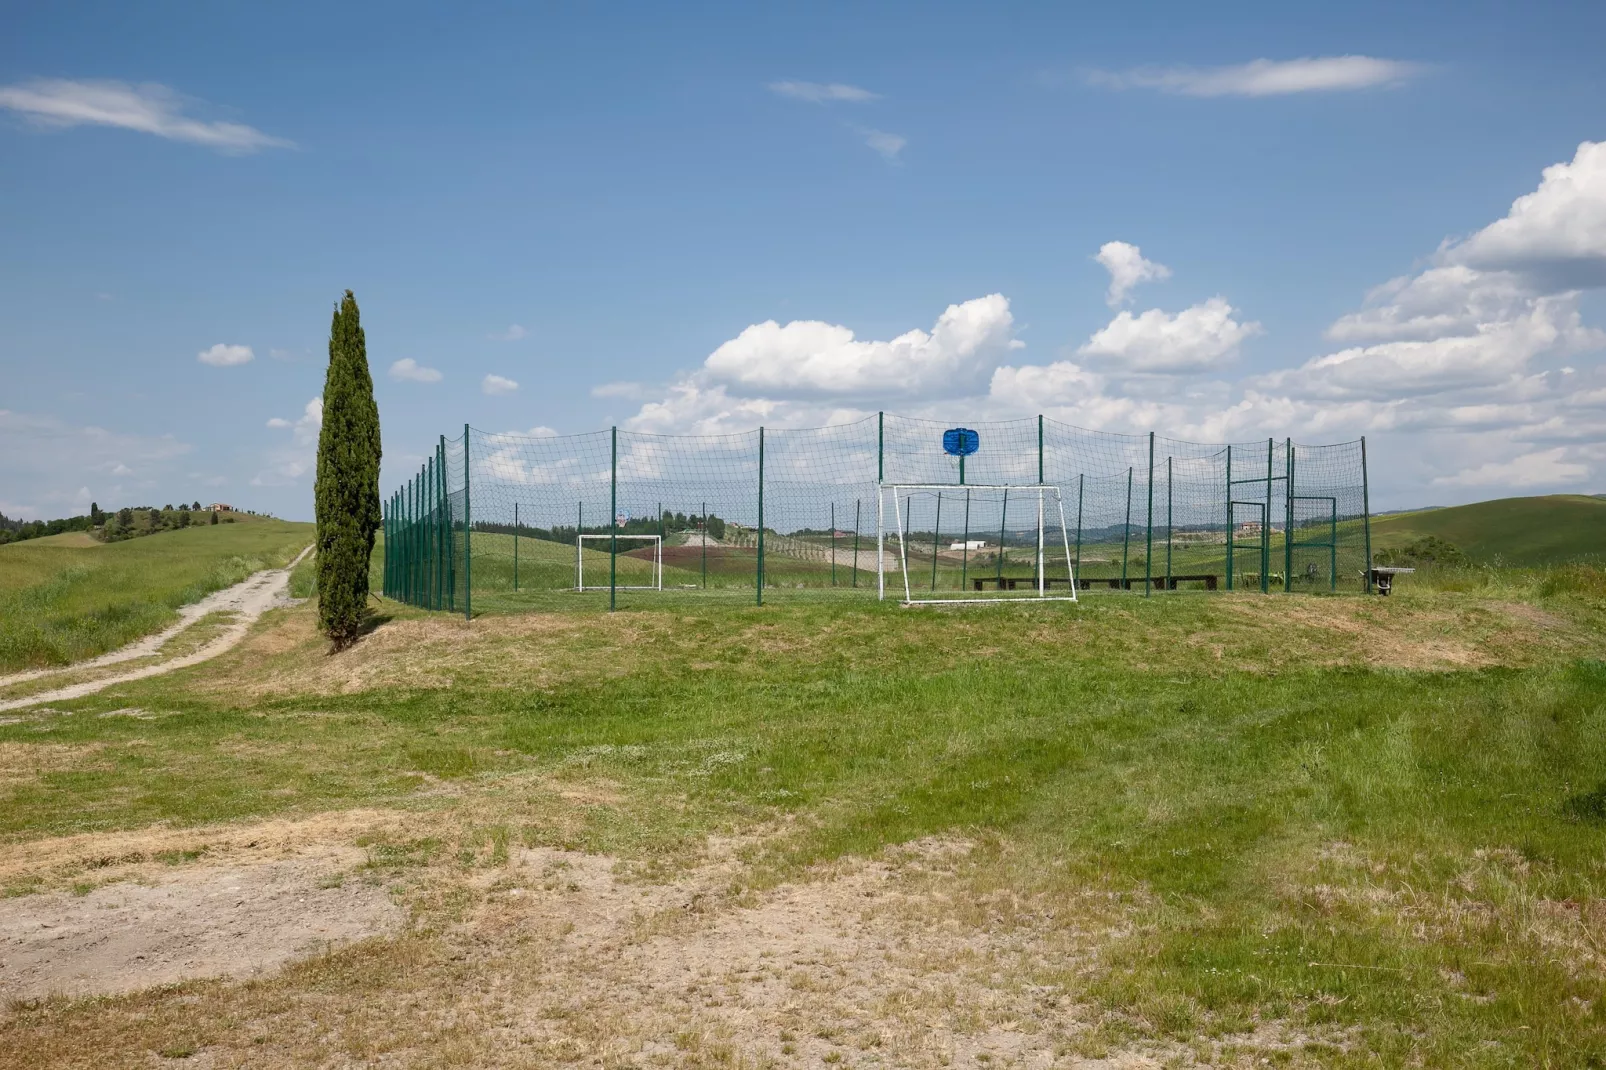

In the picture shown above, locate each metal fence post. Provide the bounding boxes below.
[1361,436,1373,594]
[756,426,765,606]
[930,492,942,591]
[852,499,861,588]
[1075,474,1083,579]
[1121,467,1132,590]
[1145,431,1154,597]
[514,502,520,592]
[996,488,1008,584]
[1037,415,1044,485]
[463,425,472,620]
[877,411,884,484]
[1166,456,1173,591]
[1225,444,1233,591]
[1262,437,1273,593]
[1284,439,1294,594]
[609,426,617,612]
[701,501,707,588]
[831,502,837,587]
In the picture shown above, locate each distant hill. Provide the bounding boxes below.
[1372,494,1605,567]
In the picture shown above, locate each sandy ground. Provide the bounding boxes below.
[0,545,312,712]
[0,848,401,1000]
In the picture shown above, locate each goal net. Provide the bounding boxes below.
[878,484,1078,604]
[576,534,662,591]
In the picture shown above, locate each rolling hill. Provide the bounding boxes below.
[1372,494,1604,567]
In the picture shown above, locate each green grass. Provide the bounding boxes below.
[3,566,1605,1062]
[1374,494,1606,566]
[0,517,313,671]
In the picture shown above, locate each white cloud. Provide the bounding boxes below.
[1432,447,1589,489]
[489,324,528,341]
[0,409,190,516]
[768,81,879,103]
[389,358,442,383]
[254,397,321,486]
[198,343,254,367]
[0,78,292,153]
[482,374,519,395]
[1079,297,1261,373]
[1086,56,1423,97]
[1440,140,1606,289]
[701,294,1020,401]
[1095,241,1171,306]
[858,127,906,161]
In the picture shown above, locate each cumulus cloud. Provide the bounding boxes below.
[389,358,442,383]
[1079,297,1262,373]
[489,324,528,341]
[1095,241,1171,306]
[768,81,878,103]
[0,78,292,153]
[1432,447,1589,488]
[482,374,519,395]
[254,397,321,486]
[1440,140,1606,290]
[701,294,1020,401]
[1086,56,1423,97]
[198,343,254,367]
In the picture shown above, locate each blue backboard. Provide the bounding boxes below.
[942,427,979,457]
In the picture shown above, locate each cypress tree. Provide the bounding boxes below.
[315,289,383,650]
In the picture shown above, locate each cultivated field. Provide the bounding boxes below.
[0,538,1603,1066]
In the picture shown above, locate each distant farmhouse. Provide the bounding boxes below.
[208,503,234,513]
[949,540,988,551]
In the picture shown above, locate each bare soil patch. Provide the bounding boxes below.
[0,849,401,1000]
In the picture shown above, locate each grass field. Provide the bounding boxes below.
[0,517,313,672]
[1374,494,1606,566]
[0,549,1603,1065]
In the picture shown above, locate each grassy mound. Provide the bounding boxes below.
[1373,494,1604,566]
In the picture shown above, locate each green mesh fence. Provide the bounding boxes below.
[382,414,1374,612]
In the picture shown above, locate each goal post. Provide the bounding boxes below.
[576,534,662,591]
[876,484,1078,604]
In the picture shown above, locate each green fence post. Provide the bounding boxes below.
[514,502,520,592]
[1285,439,1294,594]
[877,411,884,484]
[1121,467,1132,590]
[436,443,446,610]
[429,453,438,610]
[1145,432,1154,597]
[463,425,472,620]
[701,501,707,588]
[831,502,837,587]
[1037,415,1044,485]
[852,500,861,588]
[756,426,765,606]
[1075,474,1083,579]
[1263,437,1273,593]
[609,427,617,612]
[996,488,1008,584]
[960,489,971,593]
[576,501,583,592]
[930,492,942,592]
[1225,444,1233,592]
[1166,457,1173,592]
[441,435,454,612]
[1361,436,1373,594]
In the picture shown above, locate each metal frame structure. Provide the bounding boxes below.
[576,533,662,591]
[876,483,1078,605]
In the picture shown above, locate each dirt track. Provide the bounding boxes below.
[0,545,312,712]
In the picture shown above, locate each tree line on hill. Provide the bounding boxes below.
[0,501,255,546]
[473,510,729,543]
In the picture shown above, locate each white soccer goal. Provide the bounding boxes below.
[877,484,1078,605]
[576,534,662,591]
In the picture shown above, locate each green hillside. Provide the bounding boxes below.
[1372,494,1605,566]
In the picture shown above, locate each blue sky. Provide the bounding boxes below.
[3,1,1604,519]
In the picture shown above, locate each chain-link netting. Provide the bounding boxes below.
[382,415,1374,611]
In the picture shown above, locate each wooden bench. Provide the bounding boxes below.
[971,576,1077,591]
[1076,574,1219,590]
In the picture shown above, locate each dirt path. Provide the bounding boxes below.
[0,545,312,712]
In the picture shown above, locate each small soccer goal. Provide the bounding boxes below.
[877,484,1078,605]
[576,534,662,591]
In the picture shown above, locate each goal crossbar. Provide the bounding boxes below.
[877,483,1078,605]
[576,534,663,591]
